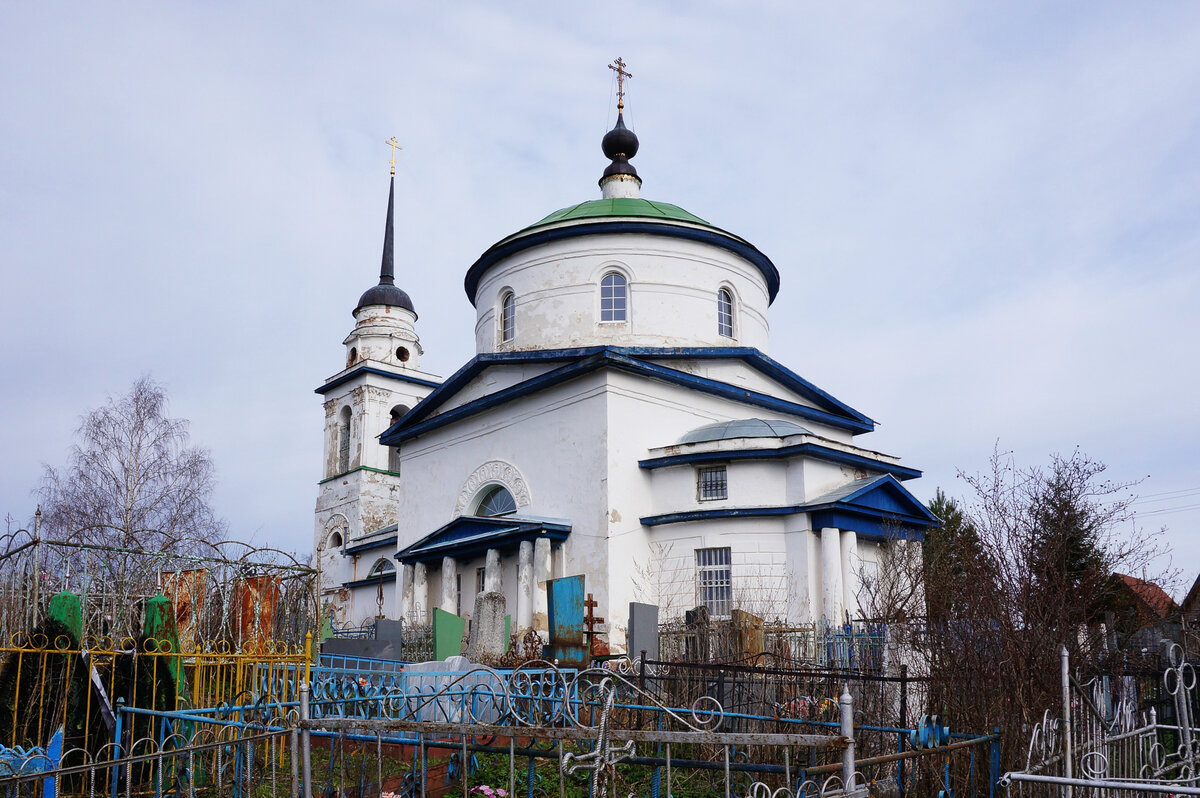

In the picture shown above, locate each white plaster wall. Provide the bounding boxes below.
[472,234,771,353]
[644,460,787,517]
[393,372,612,631]
[638,517,790,621]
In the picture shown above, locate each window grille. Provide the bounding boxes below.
[600,272,628,322]
[696,547,732,617]
[697,465,728,501]
[367,558,395,578]
[717,288,735,338]
[500,292,515,342]
[476,485,517,517]
[456,573,463,616]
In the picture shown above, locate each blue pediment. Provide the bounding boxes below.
[397,515,571,565]
[802,475,937,541]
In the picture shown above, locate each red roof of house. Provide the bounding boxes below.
[1117,573,1177,619]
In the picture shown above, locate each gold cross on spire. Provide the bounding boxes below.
[386,137,402,176]
[608,57,632,111]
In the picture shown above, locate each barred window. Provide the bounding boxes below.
[717,288,735,338]
[696,547,732,618]
[697,465,728,501]
[600,272,628,322]
[500,291,516,343]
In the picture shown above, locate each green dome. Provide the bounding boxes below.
[465,196,781,305]
[523,198,716,232]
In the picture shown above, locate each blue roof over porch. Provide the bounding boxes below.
[396,515,571,565]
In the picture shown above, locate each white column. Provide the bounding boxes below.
[412,562,428,624]
[484,548,501,592]
[516,541,534,631]
[840,530,861,623]
[820,527,843,625]
[441,556,457,615]
[784,527,817,624]
[533,538,552,635]
[395,560,409,619]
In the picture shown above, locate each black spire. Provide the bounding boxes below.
[379,175,395,285]
[355,174,415,316]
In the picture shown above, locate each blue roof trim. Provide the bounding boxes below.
[342,573,396,590]
[640,507,797,526]
[639,474,935,541]
[380,347,873,445]
[397,515,571,565]
[316,365,441,396]
[637,442,921,481]
[344,534,399,556]
[465,221,780,305]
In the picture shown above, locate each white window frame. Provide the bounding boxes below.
[697,465,728,502]
[717,288,735,338]
[696,547,732,618]
[500,291,516,343]
[599,272,628,323]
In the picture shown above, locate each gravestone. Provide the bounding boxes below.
[432,607,466,661]
[731,608,764,656]
[466,591,508,663]
[627,602,659,661]
[546,575,587,667]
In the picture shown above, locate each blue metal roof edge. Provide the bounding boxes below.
[637,442,922,481]
[639,474,936,534]
[344,534,399,556]
[316,365,442,395]
[464,222,781,306]
[380,347,874,445]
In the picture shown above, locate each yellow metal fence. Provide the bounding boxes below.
[0,634,312,753]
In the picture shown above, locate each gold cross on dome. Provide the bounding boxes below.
[386,137,402,176]
[608,57,632,111]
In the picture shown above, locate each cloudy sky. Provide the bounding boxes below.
[3,3,1198,593]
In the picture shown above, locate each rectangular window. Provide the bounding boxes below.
[696,547,732,617]
[456,573,462,616]
[476,566,486,596]
[697,466,728,501]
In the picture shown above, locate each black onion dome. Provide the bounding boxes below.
[355,283,415,314]
[601,112,639,160]
[600,112,640,183]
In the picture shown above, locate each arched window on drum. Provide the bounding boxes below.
[717,288,735,339]
[600,272,628,322]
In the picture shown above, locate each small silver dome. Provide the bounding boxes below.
[677,418,812,445]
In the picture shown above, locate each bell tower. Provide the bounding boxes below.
[313,146,442,625]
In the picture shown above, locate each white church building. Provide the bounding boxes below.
[313,91,936,649]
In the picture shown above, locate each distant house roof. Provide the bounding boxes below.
[1116,573,1177,619]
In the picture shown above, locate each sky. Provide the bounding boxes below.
[2,3,1198,595]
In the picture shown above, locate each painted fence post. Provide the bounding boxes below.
[111,698,124,798]
[840,684,855,790]
[299,682,312,798]
[1061,645,1073,798]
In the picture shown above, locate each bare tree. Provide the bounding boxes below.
[922,446,1167,769]
[37,376,227,554]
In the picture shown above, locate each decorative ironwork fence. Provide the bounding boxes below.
[1002,643,1200,796]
